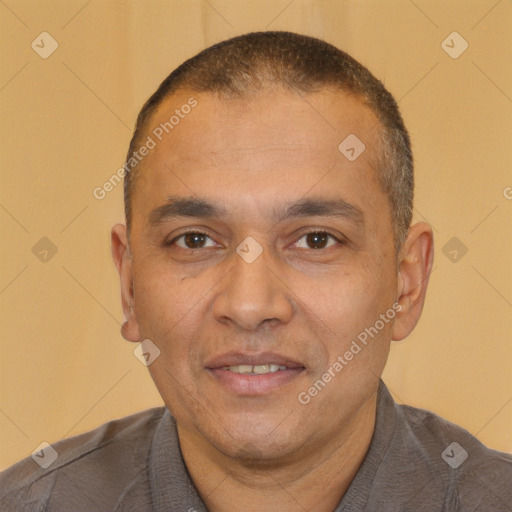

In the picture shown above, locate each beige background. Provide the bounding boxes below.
[1,0,511,470]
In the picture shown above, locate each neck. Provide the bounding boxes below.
[177,391,378,512]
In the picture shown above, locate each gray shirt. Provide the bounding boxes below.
[1,381,510,511]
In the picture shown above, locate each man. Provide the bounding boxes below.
[1,31,510,511]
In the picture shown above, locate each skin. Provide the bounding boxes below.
[112,87,434,511]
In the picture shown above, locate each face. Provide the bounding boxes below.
[113,87,424,464]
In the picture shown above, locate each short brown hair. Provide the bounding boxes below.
[124,31,413,250]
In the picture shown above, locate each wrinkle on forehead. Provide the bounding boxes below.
[157,143,339,175]
[207,144,337,170]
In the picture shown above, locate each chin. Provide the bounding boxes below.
[204,419,308,465]
[221,438,300,468]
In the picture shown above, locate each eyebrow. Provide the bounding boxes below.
[278,197,364,227]
[149,196,226,225]
[148,195,364,228]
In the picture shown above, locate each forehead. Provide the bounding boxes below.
[130,88,386,228]
[149,87,379,162]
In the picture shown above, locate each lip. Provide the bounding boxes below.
[205,351,306,395]
[205,351,304,369]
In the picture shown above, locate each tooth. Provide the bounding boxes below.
[253,364,270,374]
[226,364,290,374]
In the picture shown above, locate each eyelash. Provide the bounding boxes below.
[166,229,343,250]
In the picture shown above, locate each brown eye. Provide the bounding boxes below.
[307,232,328,249]
[185,233,207,248]
[296,232,339,250]
[171,232,215,249]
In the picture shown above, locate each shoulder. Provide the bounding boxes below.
[396,401,512,509]
[0,407,168,512]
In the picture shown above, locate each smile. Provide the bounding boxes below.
[205,351,305,394]
[221,364,289,374]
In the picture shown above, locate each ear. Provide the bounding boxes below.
[111,224,141,343]
[391,222,434,341]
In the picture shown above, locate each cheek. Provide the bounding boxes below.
[133,268,205,407]
[306,265,393,325]
[132,260,203,345]
[300,263,396,364]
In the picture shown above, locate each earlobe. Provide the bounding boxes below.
[392,222,434,341]
[111,224,141,343]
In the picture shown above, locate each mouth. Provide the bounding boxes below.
[221,364,291,374]
[205,352,305,395]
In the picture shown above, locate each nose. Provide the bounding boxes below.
[212,245,294,331]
